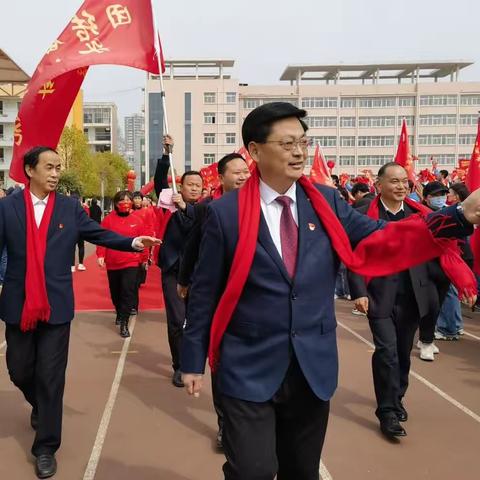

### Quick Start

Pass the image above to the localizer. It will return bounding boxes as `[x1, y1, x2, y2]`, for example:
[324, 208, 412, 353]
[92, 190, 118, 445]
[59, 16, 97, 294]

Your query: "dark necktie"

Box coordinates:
[276, 196, 298, 278]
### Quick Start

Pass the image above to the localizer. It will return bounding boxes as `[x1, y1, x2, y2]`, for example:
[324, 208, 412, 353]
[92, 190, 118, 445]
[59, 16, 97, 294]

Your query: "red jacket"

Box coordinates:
[96, 211, 148, 270]
[132, 206, 157, 236]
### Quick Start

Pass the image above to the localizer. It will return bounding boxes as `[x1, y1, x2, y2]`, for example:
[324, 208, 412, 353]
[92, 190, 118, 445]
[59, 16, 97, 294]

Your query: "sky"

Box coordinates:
[2, 0, 480, 129]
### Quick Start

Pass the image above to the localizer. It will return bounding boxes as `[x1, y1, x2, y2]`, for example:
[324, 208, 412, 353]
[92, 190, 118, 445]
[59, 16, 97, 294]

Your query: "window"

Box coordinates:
[358, 155, 392, 166]
[226, 133, 236, 145]
[398, 96, 416, 107]
[340, 136, 355, 147]
[0, 124, 3, 139]
[95, 128, 111, 142]
[339, 155, 355, 166]
[0, 147, 4, 162]
[204, 112, 216, 124]
[0, 101, 3, 114]
[419, 114, 456, 126]
[417, 154, 455, 166]
[358, 136, 394, 147]
[311, 136, 336, 147]
[84, 112, 93, 123]
[419, 95, 457, 106]
[358, 97, 396, 108]
[459, 134, 477, 145]
[204, 92, 216, 104]
[226, 112, 236, 124]
[226, 92, 237, 103]
[325, 155, 337, 163]
[204, 133, 216, 144]
[397, 116, 415, 127]
[418, 134, 456, 145]
[243, 98, 261, 109]
[340, 117, 356, 128]
[340, 98, 356, 108]
[304, 116, 337, 128]
[460, 95, 480, 106]
[203, 153, 215, 165]
[359, 116, 395, 128]
[301, 97, 337, 109]
[460, 114, 478, 125]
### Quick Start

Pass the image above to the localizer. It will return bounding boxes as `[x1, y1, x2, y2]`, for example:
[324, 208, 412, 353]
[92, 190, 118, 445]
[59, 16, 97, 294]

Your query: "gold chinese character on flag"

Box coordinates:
[46, 39, 65, 54]
[71, 10, 99, 42]
[77, 67, 88, 77]
[38, 81, 56, 99]
[14, 118, 23, 146]
[106, 4, 132, 29]
[79, 40, 110, 55]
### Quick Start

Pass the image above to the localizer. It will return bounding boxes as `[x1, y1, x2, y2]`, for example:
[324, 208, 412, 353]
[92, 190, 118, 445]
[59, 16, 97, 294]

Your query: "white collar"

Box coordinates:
[30, 191, 50, 205]
[259, 179, 297, 206]
[380, 198, 404, 214]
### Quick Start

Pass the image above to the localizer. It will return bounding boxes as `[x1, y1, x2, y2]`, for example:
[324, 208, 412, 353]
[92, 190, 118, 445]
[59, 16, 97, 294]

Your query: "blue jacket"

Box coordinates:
[0, 191, 135, 325]
[181, 183, 471, 403]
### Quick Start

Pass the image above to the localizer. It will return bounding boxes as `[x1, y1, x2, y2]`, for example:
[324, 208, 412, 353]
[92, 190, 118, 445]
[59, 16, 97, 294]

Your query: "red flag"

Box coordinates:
[237, 146, 256, 173]
[395, 119, 416, 182]
[309, 144, 332, 185]
[464, 118, 480, 274]
[10, 0, 164, 183]
[200, 163, 220, 191]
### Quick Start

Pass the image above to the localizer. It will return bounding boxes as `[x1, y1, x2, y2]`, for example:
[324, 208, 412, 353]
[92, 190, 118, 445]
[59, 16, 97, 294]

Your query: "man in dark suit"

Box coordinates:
[180, 103, 478, 480]
[349, 163, 449, 439]
[0, 146, 159, 479]
[154, 136, 200, 387]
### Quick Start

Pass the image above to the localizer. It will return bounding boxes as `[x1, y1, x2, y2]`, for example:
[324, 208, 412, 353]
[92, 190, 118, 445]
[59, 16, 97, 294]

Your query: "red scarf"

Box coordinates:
[21, 188, 56, 332]
[366, 195, 476, 296]
[207, 168, 475, 371]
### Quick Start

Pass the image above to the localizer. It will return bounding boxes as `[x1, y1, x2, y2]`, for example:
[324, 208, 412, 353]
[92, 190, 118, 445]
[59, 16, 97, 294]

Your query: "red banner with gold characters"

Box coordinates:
[10, 0, 165, 183]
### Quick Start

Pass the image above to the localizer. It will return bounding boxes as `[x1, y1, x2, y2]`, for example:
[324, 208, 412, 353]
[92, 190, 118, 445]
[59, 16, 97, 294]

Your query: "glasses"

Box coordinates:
[264, 137, 311, 151]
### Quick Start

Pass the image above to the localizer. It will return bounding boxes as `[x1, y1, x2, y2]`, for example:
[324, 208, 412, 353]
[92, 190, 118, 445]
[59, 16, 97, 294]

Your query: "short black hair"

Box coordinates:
[113, 190, 133, 205]
[24, 146, 57, 176]
[439, 169, 449, 178]
[377, 162, 404, 177]
[181, 170, 203, 185]
[218, 153, 246, 176]
[242, 102, 308, 147]
[449, 183, 470, 201]
[351, 183, 370, 196]
[132, 191, 143, 199]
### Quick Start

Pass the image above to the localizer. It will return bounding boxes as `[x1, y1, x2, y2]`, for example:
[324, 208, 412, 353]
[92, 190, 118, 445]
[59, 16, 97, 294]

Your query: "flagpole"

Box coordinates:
[150, 0, 177, 194]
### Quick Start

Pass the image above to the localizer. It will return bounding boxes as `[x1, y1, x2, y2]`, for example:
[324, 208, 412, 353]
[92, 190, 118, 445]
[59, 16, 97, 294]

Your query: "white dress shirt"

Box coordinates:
[31, 192, 50, 227]
[380, 198, 404, 215]
[259, 180, 298, 257]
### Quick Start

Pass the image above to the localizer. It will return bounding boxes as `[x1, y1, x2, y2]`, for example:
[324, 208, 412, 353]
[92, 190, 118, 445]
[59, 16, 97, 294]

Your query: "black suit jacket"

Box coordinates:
[348, 202, 450, 319]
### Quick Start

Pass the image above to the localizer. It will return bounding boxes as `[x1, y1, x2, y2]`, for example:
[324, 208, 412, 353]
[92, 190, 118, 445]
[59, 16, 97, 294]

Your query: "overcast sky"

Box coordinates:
[2, 0, 480, 128]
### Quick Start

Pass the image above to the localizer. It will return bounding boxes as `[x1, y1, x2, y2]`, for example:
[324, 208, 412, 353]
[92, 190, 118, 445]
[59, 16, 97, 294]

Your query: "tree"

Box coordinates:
[93, 151, 130, 197]
[57, 170, 83, 195]
[57, 126, 90, 171]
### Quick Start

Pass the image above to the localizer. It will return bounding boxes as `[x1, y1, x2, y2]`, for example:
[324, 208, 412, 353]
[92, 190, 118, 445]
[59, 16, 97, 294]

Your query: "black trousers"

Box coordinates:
[161, 268, 185, 372]
[368, 293, 419, 419]
[221, 358, 330, 480]
[72, 238, 85, 265]
[418, 313, 436, 344]
[211, 372, 224, 430]
[107, 267, 140, 321]
[5, 322, 71, 456]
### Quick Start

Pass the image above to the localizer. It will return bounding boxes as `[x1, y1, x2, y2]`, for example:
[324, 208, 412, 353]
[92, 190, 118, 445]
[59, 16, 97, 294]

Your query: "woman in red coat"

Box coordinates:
[97, 191, 148, 337]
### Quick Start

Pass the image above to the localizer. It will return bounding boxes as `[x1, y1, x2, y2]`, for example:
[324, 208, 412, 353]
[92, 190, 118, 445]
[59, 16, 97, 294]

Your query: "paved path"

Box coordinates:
[0, 301, 479, 479]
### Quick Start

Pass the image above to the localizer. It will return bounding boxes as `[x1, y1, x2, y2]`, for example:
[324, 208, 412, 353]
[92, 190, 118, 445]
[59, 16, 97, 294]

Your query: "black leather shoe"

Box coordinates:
[31, 410, 38, 431]
[216, 427, 223, 450]
[130, 308, 138, 316]
[380, 416, 407, 438]
[35, 454, 57, 479]
[115, 316, 121, 326]
[172, 370, 184, 388]
[120, 321, 130, 338]
[397, 403, 408, 422]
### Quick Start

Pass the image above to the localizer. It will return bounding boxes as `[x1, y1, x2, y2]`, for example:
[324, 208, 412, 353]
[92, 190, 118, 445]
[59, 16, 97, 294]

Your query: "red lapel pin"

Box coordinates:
[308, 223, 316, 231]
[59, 224, 64, 229]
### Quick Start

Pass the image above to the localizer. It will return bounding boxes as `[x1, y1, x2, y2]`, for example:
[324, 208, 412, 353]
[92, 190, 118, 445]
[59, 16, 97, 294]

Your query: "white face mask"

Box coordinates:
[428, 195, 447, 210]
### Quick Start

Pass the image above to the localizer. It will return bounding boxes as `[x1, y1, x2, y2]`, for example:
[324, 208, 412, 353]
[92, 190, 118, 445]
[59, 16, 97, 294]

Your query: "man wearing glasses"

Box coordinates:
[181, 102, 479, 480]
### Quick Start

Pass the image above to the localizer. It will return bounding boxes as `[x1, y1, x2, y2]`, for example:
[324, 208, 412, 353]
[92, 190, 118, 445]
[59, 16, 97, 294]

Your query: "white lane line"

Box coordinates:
[83, 315, 137, 480]
[337, 321, 480, 424]
[463, 331, 480, 341]
[320, 460, 333, 480]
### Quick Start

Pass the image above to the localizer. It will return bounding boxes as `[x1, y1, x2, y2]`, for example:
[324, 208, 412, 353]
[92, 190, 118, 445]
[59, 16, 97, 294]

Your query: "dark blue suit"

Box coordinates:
[181, 182, 471, 480]
[0, 190, 136, 457]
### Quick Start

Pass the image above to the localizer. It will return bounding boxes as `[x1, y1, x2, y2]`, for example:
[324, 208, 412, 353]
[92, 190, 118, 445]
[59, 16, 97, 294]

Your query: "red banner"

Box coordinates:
[200, 163, 220, 191]
[395, 119, 416, 182]
[237, 146, 256, 173]
[310, 144, 331, 185]
[10, 0, 164, 183]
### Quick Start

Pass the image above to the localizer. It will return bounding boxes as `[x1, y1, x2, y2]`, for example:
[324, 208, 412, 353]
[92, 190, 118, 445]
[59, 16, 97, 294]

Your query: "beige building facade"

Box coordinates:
[145, 60, 480, 178]
[83, 101, 119, 154]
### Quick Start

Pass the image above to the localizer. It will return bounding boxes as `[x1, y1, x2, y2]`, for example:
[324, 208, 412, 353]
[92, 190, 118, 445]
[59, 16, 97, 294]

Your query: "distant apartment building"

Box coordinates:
[124, 113, 144, 168]
[145, 60, 480, 177]
[83, 102, 118, 154]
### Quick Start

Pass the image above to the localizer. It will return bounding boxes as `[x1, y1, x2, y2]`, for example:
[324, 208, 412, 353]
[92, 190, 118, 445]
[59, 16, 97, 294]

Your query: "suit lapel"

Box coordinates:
[12, 191, 26, 232]
[47, 193, 63, 240]
[257, 213, 292, 285]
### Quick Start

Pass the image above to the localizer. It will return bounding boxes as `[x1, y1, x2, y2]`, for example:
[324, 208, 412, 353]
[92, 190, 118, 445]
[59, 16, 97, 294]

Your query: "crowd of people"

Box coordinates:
[1, 102, 480, 479]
